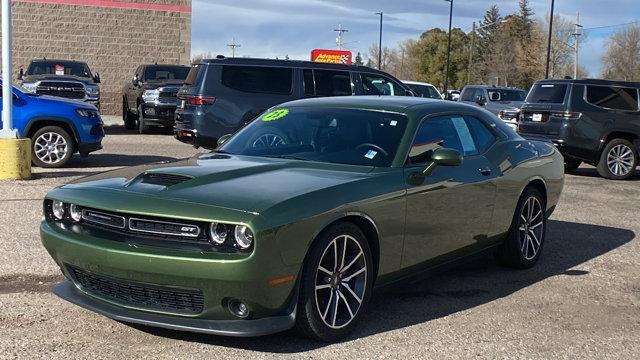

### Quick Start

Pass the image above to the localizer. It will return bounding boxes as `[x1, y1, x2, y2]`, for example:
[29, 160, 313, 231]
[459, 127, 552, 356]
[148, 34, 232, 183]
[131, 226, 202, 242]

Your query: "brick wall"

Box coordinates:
[0, 0, 191, 115]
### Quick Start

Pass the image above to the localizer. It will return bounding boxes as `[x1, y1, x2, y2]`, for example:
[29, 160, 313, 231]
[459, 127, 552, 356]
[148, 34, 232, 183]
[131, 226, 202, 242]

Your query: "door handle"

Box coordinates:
[479, 167, 492, 176]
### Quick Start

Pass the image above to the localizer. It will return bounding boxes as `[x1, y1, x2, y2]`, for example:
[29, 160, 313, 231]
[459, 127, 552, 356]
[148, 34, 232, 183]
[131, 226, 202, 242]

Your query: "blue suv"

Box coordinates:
[0, 82, 104, 168]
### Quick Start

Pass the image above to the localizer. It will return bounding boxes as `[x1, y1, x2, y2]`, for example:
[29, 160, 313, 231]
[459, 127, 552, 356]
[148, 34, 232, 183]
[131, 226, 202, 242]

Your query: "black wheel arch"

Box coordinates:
[600, 130, 640, 153]
[24, 117, 80, 150]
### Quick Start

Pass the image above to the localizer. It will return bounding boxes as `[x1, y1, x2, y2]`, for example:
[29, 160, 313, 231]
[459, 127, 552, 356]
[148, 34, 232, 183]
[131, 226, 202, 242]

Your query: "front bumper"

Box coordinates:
[40, 221, 299, 336]
[54, 280, 296, 337]
[77, 141, 102, 155]
[141, 102, 177, 127]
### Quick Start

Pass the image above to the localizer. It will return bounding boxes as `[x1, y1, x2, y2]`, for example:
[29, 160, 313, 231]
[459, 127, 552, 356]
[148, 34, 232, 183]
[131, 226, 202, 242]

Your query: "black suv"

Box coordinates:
[518, 78, 640, 179]
[174, 57, 413, 148]
[122, 64, 190, 133]
[19, 59, 101, 109]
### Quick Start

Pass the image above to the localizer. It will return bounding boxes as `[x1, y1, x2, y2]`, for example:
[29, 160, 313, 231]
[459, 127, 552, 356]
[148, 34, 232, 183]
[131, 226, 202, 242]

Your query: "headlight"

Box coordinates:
[142, 89, 160, 102]
[52, 201, 65, 220]
[22, 82, 38, 93]
[85, 86, 100, 98]
[209, 222, 228, 245]
[234, 225, 254, 249]
[69, 204, 82, 222]
[75, 108, 98, 118]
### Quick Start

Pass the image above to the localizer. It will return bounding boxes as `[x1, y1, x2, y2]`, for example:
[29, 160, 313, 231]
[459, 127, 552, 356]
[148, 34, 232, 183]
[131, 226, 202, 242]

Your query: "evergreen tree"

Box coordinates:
[475, 5, 503, 83]
[354, 52, 364, 66]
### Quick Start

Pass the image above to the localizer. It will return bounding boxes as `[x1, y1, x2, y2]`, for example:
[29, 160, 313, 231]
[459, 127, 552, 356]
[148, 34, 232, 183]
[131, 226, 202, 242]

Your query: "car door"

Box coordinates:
[402, 114, 499, 268]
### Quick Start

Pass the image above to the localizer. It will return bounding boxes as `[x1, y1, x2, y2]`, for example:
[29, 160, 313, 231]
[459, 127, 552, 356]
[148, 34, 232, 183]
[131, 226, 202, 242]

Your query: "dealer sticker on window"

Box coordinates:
[364, 150, 377, 159]
[262, 108, 289, 122]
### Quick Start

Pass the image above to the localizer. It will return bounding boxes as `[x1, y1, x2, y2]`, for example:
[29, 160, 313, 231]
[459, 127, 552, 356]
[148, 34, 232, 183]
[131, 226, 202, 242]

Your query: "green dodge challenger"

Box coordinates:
[41, 96, 564, 341]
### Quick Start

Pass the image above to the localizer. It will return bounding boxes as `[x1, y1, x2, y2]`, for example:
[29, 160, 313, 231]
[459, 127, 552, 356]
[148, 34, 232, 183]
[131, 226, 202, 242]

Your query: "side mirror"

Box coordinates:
[422, 148, 463, 176]
[18, 68, 24, 80]
[217, 134, 233, 147]
[94, 73, 101, 83]
[132, 75, 138, 86]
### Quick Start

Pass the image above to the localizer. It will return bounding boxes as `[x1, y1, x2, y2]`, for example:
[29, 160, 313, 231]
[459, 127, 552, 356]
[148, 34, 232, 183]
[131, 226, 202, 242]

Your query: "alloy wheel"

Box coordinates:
[34, 132, 68, 165]
[607, 144, 635, 177]
[518, 196, 544, 260]
[314, 235, 367, 329]
[252, 133, 285, 148]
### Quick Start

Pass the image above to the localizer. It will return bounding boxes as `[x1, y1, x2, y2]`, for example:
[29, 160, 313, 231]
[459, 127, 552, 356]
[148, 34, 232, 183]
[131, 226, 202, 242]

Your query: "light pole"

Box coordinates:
[444, 0, 453, 94]
[375, 12, 383, 70]
[544, 0, 555, 79]
[1, 0, 16, 139]
[468, 19, 507, 84]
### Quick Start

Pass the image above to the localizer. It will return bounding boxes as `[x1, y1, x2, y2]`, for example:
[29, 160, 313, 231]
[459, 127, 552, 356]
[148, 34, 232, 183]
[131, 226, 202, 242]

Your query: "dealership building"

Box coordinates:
[0, 0, 192, 115]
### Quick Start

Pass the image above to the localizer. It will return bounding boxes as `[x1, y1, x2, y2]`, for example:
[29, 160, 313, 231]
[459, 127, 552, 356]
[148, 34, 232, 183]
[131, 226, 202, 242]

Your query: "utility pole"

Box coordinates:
[572, 12, 582, 79]
[468, 22, 475, 84]
[444, 0, 453, 93]
[544, 0, 555, 79]
[375, 12, 383, 70]
[334, 24, 349, 50]
[227, 38, 241, 57]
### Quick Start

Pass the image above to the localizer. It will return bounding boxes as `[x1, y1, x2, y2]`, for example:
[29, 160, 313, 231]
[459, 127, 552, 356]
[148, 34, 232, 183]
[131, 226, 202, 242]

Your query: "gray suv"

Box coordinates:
[459, 85, 526, 129]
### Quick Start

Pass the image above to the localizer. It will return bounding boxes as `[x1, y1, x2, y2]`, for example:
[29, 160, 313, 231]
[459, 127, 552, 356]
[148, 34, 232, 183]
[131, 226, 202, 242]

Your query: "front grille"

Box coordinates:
[37, 81, 85, 99]
[68, 265, 204, 314]
[79, 206, 210, 243]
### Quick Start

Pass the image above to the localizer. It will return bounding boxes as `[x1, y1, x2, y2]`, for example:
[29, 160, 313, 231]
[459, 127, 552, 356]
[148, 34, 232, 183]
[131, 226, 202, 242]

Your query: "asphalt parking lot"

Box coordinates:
[1, 127, 639, 359]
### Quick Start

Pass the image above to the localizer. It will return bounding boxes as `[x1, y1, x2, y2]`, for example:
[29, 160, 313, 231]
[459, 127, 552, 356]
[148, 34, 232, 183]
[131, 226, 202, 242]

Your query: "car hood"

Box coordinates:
[22, 74, 95, 84]
[59, 153, 374, 214]
[489, 101, 524, 111]
[29, 94, 93, 108]
[142, 80, 184, 90]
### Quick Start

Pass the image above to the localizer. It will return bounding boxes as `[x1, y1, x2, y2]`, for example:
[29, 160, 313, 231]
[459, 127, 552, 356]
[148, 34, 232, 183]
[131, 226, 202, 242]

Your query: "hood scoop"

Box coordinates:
[140, 172, 193, 187]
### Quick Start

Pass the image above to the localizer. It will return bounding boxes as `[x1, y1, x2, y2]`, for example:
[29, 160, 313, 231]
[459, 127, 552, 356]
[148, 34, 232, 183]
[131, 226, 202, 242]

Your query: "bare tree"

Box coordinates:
[191, 52, 216, 64]
[601, 23, 640, 81]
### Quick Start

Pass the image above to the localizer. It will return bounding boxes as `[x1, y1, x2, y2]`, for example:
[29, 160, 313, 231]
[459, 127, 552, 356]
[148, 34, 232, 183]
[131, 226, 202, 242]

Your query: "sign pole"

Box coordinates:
[0, 0, 17, 138]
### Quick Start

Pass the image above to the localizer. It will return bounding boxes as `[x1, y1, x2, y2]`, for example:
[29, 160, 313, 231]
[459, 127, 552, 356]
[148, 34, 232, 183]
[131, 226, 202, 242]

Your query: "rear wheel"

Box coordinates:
[123, 98, 136, 130]
[564, 159, 581, 173]
[295, 222, 373, 342]
[596, 138, 637, 180]
[31, 126, 74, 168]
[496, 187, 546, 269]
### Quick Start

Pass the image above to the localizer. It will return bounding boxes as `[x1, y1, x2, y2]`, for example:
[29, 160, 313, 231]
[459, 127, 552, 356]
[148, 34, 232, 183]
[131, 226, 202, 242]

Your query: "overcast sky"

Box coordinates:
[191, 0, 639, 77]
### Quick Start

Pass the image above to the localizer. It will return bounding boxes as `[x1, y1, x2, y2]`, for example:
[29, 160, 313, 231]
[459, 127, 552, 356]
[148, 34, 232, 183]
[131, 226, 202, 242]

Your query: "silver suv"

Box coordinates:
[459, 85, 526, 129]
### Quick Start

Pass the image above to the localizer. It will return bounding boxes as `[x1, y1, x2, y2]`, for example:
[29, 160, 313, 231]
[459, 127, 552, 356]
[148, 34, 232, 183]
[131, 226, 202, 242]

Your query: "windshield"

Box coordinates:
[220, 107, 409, 167]
[27, 61, 92, 78]
[406, 84, 441, 99]
[526, 83, 568, 103]
[488, 89, 526, 102]
[144, 65, 190, 81]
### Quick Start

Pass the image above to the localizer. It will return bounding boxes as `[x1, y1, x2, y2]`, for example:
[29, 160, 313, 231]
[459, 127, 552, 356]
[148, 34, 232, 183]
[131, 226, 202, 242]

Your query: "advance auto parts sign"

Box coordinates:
[311, 49, 352, 64]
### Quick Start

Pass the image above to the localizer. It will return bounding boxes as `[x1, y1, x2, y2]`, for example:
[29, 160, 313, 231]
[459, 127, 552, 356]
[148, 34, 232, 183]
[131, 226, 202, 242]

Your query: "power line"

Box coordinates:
[227, 38, 241, 57]
[334, 24, 349, 50]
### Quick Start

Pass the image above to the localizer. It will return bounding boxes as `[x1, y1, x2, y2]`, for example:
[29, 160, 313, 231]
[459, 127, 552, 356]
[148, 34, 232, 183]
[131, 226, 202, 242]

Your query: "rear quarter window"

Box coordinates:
[184, 64, 202, 86]
[526, 83, 568, 103]
[585, 85, 639, 111]
[221, 65, 293, 94]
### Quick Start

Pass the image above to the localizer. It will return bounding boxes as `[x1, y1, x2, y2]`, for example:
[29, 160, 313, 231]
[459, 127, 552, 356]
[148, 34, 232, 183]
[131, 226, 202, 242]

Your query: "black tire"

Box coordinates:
[123, 98, 136, 130]
[30, 126, 74, 168]
[496, 187, 547, 269]
[564, 159, 581, 173]
[137, 104, 149, 134]
[596, 138, 638, 180]
[295, 222, 374, 342]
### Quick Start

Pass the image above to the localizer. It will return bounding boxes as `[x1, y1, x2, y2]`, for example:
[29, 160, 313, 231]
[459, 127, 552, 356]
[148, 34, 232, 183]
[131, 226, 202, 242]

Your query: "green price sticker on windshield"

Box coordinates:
[262, 109, 289, 122]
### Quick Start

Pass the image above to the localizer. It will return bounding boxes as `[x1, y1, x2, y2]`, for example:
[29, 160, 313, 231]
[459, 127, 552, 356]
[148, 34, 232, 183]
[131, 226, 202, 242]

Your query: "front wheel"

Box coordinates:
[31, 126, 74, 168]
[123, 98, 136, 130]
[496, 187, 546, 269]
[596, 138, 638, 180]
[137, 104, 149, 134]
[295, 222, 373, 342]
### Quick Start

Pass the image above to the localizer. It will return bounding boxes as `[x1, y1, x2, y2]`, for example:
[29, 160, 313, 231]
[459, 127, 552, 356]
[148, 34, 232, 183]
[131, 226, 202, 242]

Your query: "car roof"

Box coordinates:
[198, 57, 392, 75]
[143, 64, 189, 68]
[29, 59, 88, 64]
[274, 95, 482, 121]
[464, 85, 525, 91]
[534, 78, 640, 87]
[402, 80, 436, 87]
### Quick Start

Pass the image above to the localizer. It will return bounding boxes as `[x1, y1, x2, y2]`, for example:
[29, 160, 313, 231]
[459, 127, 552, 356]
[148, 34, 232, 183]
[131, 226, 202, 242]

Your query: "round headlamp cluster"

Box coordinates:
[209, 222, 254, 250]
[48, 200, 83, 223]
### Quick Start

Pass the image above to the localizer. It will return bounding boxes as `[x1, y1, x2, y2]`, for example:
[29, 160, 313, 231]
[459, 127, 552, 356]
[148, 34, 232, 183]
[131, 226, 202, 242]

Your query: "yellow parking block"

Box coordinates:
[0, 138, 32, 180]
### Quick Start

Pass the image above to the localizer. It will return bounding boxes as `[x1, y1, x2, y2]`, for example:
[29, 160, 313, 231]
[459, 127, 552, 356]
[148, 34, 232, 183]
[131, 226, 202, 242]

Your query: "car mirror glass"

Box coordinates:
[217, 134, 233, 147]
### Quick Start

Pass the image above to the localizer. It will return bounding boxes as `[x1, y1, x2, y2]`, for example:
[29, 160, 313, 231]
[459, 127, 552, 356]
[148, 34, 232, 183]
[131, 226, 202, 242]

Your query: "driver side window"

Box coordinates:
[408, 115, 480, 164]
